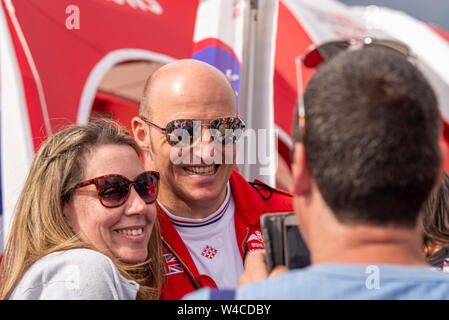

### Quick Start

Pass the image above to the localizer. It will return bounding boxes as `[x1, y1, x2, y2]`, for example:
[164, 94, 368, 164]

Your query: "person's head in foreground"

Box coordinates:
[294, 45, 443, 266]
[132, 59, 243, 219]
[0, 120, 164, 299]
[186, 44, 449, 300]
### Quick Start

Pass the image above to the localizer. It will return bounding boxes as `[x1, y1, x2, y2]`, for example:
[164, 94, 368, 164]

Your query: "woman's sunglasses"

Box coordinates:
[140, 115, 246, 148]
[73, 171, 160, 208]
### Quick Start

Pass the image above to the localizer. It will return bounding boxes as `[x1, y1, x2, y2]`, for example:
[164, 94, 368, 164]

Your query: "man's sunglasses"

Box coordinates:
[296, 37, 412, 139]
[73, 171, 160, 208]
[139, 116, 246, 148]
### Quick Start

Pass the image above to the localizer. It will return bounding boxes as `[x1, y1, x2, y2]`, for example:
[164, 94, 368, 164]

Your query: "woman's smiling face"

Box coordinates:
[64, 144, 157, 264]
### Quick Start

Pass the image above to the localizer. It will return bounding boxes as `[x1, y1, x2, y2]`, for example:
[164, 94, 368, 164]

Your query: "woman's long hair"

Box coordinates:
[0, 119, 164, 299]
[423, 171, 449, 256]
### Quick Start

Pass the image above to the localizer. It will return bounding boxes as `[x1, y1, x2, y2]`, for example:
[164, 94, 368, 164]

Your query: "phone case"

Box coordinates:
[260, 213, 294, 272]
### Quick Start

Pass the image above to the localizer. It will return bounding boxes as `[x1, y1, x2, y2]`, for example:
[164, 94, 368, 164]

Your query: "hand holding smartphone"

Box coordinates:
[260, 212, 310, 273]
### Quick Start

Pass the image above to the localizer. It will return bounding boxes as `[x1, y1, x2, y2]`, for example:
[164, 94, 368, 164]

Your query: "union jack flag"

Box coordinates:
[163, 253, 184, 275]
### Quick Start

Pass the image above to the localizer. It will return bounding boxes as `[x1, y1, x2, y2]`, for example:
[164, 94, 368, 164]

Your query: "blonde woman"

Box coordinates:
[0, 120, 164, 299]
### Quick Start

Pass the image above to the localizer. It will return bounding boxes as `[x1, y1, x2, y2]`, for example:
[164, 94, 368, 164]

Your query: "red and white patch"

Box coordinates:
[201, 245, 218, 260]
[247, 230, 265, 251]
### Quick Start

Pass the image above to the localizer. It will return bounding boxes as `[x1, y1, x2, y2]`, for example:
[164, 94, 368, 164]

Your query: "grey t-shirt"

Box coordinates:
[10, 248, 139, 300]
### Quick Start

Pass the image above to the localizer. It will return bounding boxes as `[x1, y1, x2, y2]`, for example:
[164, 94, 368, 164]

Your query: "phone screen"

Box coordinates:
[285, 225, 310, 269]
[261, 212, 311, 272]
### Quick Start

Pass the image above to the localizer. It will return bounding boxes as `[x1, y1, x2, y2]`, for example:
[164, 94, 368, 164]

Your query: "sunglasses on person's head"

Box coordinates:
[73, 171, 160, 208]
[302, 37, 411, 68]
[297, 37, 412, 139]
[139, 115, 246, 148]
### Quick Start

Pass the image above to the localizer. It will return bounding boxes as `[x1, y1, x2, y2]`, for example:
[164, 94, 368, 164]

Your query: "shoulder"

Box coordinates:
[186, 265, 449, 300]
[184, 271, 303, 300]
[250, 180, 294, 212]
[184, 288, 236, 300]
[239, 265, 449, 300]
[229, 170, 293, 214]
[10, 249, 139, 300]
[34, 248, 118, 277]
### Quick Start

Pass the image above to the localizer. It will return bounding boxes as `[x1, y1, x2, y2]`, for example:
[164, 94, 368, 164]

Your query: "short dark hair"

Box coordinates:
[301, 46, 441, 227]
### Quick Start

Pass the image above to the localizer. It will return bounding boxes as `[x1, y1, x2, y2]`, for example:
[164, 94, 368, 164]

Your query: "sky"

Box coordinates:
[339, 0, 449, 31]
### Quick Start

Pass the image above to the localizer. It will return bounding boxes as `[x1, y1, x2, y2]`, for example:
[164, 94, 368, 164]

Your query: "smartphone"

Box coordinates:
[282, 214, 310, 270]
[260, 212, 310, 272]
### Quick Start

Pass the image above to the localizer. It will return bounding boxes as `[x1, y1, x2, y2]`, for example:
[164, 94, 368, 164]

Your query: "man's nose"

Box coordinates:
[191, 127, 216, 164]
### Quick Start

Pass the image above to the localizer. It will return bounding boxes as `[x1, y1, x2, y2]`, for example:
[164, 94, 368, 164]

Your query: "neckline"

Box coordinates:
[158, 183, 231, 228]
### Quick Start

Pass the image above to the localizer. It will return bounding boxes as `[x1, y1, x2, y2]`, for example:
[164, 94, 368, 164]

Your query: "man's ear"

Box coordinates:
[131, 116, 150, 151]
[292, 142, 312, 196]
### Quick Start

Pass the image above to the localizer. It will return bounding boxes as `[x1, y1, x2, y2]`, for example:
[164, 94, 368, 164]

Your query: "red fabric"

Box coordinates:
[2, 0, 198, 150]
[428, 23, 449, 43]
[428, 23, 449, 174]
[91, 92, 139, 132]
[158, 170, 293, 300]
[273, 2, 316, 166]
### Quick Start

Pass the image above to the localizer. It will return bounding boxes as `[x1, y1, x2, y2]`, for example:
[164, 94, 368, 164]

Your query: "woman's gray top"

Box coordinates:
[10, 248, 139, 300]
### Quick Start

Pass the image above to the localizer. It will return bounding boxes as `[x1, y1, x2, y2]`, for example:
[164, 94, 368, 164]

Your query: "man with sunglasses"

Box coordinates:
[132, 59, 293, 299]
[186, 44, 449, 300]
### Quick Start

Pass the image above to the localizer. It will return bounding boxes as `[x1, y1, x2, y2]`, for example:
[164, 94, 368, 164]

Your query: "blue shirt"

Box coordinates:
[185, 264, 449, 300]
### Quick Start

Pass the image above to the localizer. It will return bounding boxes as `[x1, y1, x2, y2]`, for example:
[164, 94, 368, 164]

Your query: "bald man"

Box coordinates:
[132, 59, 293, 299]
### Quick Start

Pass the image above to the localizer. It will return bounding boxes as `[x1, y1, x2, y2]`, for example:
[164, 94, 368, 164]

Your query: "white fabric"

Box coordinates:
[192, 0, 278, 185]
[158, 183, 244, 289]
[0, 2, 35, 250]
[10, 248, 139, 300]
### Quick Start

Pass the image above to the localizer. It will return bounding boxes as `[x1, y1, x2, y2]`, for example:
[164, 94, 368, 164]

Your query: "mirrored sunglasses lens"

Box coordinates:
[166, 119, 194, 147]
[320, 41, 350, 60]
[371, 39, 410, 56]
[303, 41, 350, 68]
[210, 117, 244, 145]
